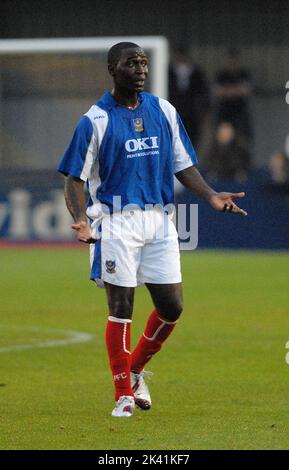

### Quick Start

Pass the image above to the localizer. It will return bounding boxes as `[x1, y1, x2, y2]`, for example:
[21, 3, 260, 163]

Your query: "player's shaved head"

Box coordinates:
[107, 42, 143, 67]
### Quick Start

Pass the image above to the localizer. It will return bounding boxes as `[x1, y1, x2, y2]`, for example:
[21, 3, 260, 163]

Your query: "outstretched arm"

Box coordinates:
[175, 166, 247, 216]
[64, 175, 96, 243]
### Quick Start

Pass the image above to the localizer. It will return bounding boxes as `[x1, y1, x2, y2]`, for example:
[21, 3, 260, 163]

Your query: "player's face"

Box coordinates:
[113, 48, 149, 92]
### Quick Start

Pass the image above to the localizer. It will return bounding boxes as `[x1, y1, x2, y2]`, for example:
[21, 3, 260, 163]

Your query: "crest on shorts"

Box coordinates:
[132, 118, 144, 132]
[105, 260, 116, 274]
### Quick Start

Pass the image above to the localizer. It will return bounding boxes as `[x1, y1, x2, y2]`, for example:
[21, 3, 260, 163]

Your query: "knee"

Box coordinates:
[109, 299, 133, 320]
[157, 298, 183, 322]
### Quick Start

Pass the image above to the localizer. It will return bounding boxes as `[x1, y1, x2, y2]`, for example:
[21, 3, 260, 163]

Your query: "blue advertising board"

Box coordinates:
[0, 170, 288, 249]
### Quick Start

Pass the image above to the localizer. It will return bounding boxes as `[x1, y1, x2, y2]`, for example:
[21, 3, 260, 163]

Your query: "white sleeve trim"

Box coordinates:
[80, 105, 109, 181]
[158, 98, 195, 174]
[79, 129, 97, 181]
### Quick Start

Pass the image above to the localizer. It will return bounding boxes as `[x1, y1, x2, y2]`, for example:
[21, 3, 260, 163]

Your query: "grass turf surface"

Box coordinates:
[0, 248, 288, 450]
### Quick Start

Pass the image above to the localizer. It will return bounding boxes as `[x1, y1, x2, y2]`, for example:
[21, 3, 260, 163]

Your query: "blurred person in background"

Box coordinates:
[204, 121, 250, 181]
[169, 45, 210, 150]
[214, 48, 253, 151]
[284, 132, 289, 160]
[269, 151, 289, 184]
[265, 150, 289, 201]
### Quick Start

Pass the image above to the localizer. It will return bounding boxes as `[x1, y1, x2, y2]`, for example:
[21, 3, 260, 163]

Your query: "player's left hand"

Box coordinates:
[209, 192, 247, 216]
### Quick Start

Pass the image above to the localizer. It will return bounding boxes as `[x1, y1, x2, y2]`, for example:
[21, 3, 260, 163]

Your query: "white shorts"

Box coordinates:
[89, 208, 181, 288]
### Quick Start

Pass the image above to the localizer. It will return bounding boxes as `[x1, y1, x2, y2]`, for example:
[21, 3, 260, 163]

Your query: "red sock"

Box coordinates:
[131, 309, 177, 373]
[105, 316, 134, 401]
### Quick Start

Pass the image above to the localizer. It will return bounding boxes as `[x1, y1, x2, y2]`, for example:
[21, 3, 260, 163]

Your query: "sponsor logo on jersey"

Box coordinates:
[93, 114, 106, 119]
[105, 260, 116, 273]
[125, 136, 159, 152]
[132, 117, 144, 132]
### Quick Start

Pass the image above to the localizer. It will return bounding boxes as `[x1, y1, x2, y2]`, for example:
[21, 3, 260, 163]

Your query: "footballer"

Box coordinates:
[58, 42, 247, 417]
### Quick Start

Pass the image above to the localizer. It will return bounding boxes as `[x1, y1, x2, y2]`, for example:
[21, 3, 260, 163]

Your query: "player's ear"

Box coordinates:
[108, 63, 116, 77]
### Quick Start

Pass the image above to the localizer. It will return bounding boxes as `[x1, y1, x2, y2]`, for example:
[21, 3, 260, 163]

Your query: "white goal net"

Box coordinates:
[0, 37, 169, 170]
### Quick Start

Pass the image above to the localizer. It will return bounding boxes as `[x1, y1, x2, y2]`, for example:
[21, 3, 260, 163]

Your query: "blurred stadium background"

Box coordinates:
[0, 0, 289, 247]
[1, 0, 289, 451]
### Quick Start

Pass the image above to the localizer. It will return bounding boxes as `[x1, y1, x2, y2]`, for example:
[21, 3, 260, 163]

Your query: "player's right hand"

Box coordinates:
[71, 221, 96, 243]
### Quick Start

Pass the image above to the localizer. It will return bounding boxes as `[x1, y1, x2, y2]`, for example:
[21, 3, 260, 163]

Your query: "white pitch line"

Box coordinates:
[0, 325, 95, 353]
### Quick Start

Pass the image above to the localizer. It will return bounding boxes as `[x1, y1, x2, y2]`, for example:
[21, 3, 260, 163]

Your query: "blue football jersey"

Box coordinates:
[58, 91, 197, 219]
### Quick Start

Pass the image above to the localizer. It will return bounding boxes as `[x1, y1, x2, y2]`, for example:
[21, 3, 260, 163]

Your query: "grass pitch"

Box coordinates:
[0, 247, 289, 450]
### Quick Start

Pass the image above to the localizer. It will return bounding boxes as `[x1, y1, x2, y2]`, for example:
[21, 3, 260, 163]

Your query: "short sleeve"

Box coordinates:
[174, 112, 198, 173]
[57, 116, 97, 181]
[158, 98, 198, 174]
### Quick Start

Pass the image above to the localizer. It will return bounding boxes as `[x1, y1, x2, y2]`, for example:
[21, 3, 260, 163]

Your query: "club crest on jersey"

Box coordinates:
[132, 118, 144, 132]
[105, 260, 116, 274]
